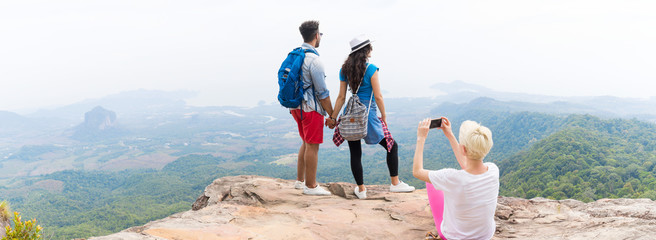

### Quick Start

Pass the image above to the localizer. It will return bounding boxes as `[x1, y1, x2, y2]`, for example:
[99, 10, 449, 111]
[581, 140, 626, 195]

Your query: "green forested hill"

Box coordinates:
[499, 115, 656, 201]
[5, 155, 233, 239]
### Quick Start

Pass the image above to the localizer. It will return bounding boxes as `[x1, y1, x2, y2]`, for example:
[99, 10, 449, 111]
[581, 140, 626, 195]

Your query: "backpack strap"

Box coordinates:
[302, 47, 320, 115]
[362, 64, 374, 116]
[304, 48, 319, 56]
[348, 64, 374, 116]
[353, 63, 370, 94]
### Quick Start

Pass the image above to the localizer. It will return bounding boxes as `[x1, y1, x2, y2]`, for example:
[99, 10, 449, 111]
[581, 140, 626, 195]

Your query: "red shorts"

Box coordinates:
[291, 109, 324, 144]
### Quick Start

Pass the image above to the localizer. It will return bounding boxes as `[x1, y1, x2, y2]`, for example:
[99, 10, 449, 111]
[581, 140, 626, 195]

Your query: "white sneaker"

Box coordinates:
[390, 181, 415, 192]
[353, 187, 367, 199]
[294, 180, 305, 189]
[303, 185, 331, 195]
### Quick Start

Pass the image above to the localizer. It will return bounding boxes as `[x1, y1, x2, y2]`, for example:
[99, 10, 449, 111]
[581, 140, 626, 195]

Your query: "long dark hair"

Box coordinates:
[341, 44, 372, 94]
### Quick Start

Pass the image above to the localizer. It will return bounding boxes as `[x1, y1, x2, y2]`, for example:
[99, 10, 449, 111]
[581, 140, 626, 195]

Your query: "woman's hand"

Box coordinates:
[417, 118, 431, 140]
[440, 117, 453, 136]
[381, 114, 387, 127]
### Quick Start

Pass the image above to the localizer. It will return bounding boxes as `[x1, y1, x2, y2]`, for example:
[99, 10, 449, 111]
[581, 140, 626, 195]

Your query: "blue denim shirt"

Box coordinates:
[298, 43, 329, 116]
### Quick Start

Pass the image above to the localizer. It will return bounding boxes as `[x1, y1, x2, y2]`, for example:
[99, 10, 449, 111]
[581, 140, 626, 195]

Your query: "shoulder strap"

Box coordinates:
[354, 63, 370, 94]
[301, 47, 320, 111]
[301, 48, 319, 91]
[351, 64, 375, 115]
[364, 64, 374, 114]
[299, 48, 315, 93]
[304, 48, 319, 56]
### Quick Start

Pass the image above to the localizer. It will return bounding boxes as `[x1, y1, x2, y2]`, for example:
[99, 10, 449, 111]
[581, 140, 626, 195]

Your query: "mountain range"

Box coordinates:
[1, 81, 655, 239]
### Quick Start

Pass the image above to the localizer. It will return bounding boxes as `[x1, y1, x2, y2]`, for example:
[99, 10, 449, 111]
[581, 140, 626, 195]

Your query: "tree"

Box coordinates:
[2, 211, 42, 240]
[618, 182, 635, 198]
[0, 201, 10, 239]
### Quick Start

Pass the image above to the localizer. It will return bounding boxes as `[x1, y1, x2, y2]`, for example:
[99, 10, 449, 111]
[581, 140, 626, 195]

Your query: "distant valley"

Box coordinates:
[1, 82, 655, 239]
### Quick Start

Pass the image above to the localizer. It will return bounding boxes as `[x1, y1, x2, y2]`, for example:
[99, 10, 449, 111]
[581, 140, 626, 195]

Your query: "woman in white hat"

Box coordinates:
[329, 34, 415, 199]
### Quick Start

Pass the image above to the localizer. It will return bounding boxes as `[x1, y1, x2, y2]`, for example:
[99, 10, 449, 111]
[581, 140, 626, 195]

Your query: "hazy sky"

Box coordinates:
[1, 0, 655, 112]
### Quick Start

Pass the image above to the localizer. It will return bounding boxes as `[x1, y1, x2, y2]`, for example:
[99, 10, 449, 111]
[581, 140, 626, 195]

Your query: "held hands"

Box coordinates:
[325, 117, 336, 129]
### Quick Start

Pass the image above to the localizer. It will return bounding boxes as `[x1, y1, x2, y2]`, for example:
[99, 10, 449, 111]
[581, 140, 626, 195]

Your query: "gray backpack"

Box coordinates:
[339, 64, 373, 141]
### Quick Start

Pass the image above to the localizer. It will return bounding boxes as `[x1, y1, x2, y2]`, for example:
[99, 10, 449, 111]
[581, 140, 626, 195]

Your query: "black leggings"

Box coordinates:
[347, 139, 399, 186]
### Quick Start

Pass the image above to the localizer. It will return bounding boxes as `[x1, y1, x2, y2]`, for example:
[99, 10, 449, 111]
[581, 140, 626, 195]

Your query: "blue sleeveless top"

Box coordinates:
[339, 63, 384, 145]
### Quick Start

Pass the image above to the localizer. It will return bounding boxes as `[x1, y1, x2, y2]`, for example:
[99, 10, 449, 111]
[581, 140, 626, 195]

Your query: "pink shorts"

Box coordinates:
[427, 182, 447, 240]
[291, 109, 324, 144]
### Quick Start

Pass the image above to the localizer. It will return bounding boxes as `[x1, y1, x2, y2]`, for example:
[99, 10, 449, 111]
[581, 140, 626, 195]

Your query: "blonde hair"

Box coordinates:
[458, 120, 493, 160]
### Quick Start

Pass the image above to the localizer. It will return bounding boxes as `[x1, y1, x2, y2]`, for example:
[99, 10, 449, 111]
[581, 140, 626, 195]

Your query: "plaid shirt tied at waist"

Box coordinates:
[333, 117, 395, 152]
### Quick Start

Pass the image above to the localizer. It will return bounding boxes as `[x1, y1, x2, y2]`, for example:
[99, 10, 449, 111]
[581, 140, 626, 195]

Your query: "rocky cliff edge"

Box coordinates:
[91, 175, 656, 240]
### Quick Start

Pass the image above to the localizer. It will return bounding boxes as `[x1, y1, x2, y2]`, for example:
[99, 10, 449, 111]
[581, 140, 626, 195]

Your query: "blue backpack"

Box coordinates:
[277, 47, 318, 108]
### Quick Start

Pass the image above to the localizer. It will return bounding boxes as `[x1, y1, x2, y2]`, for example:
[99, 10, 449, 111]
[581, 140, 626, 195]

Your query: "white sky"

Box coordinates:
[1, 0, 655, 112]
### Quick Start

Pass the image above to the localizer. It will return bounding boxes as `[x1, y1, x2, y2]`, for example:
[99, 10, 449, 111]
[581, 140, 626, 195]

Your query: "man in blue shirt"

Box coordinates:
[290, 20, 335, 195]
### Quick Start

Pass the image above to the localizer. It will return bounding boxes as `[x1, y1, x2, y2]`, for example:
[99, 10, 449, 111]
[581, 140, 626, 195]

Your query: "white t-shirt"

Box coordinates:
[428, 162, 499, 240]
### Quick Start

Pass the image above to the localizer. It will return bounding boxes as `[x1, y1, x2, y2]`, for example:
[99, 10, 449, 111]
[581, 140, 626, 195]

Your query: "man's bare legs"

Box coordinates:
[297, 142, 306, 182]
[297, 141, 320, 188]
[303, 142, 320, 188]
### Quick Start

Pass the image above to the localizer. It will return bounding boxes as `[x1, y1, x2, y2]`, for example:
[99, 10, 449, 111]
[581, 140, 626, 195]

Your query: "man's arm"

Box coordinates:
[309, 57, 333, 117]
[330, 81, 348, 120]
[319, 96, 333, 118]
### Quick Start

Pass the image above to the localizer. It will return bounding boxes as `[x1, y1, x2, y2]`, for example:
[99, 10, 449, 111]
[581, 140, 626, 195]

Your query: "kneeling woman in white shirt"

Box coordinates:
[413, 117, 499, 240]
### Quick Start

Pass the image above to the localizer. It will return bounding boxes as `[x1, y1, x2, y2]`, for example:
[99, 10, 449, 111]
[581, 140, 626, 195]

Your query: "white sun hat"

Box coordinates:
[349, 34, 375, 54]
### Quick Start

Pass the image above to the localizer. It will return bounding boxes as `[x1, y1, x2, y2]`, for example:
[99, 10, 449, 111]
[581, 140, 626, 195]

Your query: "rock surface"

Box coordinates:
[72, 106, 124, 140]
[91, 175, 656, 240]
[82, 106, 117, 131]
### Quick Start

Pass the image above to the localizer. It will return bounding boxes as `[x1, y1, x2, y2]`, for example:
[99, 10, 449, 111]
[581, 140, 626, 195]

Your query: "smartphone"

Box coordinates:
[429, 118, 442, 129]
